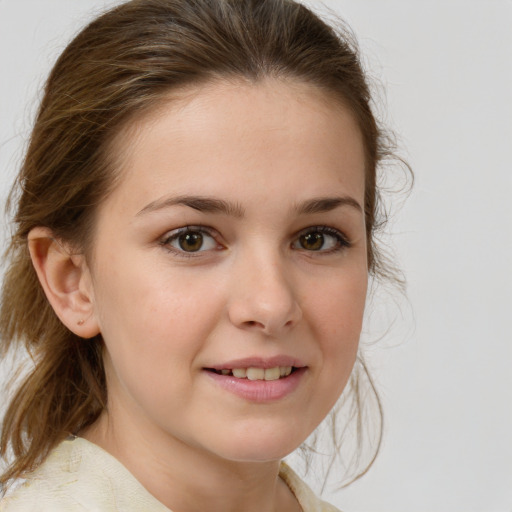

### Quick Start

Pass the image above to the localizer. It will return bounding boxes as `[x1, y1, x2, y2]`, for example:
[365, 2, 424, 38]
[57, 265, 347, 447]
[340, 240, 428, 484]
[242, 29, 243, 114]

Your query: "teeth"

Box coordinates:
[246, 368, 265, 380]
[264, 367, 281, 381]
[280, 366, 292, 377]
[228, 366, 293, 381]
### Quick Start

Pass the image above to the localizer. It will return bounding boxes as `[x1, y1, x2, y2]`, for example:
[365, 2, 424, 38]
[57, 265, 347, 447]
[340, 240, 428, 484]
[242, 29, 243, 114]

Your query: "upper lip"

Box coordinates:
[205, 356, 306, 370]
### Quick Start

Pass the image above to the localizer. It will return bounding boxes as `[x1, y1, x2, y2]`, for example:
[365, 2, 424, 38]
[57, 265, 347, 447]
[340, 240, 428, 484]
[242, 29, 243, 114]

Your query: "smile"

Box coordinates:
[209, 366, 294, 381]
[204, 363, 305, 402]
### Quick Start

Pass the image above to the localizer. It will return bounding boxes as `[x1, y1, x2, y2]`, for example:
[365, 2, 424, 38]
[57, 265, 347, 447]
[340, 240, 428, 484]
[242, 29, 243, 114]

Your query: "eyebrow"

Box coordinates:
[137, 195, 245, 218]
[295, 196, 362, 215]
[136, 194, 362, 218]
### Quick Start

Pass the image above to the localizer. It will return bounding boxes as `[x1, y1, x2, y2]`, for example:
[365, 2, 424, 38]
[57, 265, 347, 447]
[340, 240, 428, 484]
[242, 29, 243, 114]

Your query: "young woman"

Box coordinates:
[0, 1, 405, 510]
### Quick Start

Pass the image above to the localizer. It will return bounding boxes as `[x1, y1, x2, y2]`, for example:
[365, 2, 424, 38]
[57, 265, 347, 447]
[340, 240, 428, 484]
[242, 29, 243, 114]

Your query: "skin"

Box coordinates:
[30, 79, 368, 512]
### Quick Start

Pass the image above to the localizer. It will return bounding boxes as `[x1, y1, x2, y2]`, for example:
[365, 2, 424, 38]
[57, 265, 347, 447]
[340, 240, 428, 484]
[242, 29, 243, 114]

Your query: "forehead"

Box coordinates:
[104, 78, 366, 213]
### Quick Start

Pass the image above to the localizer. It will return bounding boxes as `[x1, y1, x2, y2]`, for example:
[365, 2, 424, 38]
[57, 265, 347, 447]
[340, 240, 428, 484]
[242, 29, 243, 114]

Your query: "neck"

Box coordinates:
[83, 411, 301, 512]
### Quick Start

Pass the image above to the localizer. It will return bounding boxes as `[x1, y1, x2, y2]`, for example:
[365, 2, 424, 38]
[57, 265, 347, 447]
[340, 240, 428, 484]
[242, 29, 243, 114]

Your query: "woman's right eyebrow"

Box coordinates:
[136, 195, 245, 218]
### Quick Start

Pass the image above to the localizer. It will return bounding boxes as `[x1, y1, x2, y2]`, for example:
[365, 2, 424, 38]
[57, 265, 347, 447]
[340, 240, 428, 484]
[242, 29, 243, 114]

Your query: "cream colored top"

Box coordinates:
[0, 438, 341, 511]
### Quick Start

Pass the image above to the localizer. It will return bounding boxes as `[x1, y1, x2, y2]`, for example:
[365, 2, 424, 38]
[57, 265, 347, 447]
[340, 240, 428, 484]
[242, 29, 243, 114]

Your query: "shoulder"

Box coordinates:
[279, 462, 342, 512]
[0, 470, 87, 512]
[0, 438, 170, 512]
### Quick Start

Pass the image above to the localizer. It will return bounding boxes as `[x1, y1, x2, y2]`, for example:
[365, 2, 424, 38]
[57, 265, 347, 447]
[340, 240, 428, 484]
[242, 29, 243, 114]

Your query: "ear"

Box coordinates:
[28, 227, 100, 339]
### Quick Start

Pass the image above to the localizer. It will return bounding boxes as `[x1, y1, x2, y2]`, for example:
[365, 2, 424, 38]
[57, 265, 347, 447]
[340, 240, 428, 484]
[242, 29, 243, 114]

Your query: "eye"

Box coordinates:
[161, 227, 219, 254]
[292, 226, 350, 253]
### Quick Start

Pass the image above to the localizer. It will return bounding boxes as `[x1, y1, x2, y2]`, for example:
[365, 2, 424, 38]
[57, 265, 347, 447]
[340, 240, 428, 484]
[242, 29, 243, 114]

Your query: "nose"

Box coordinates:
[227, 250, 303, 337]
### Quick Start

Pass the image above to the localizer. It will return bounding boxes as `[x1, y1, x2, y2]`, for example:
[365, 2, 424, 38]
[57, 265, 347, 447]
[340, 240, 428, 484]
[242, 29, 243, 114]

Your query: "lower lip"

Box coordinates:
[204, 368, 306, 403]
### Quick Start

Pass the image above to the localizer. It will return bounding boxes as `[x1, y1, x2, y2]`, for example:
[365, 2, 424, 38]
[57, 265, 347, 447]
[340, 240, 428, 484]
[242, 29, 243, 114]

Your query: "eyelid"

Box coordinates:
[292, 225, 351, 253]
[158, 224, 350, 258]
[159, 225, 223, 257]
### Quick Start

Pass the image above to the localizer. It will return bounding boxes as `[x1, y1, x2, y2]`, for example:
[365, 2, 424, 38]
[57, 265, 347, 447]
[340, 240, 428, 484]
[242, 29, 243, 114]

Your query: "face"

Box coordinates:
[85, 79, 368, 464]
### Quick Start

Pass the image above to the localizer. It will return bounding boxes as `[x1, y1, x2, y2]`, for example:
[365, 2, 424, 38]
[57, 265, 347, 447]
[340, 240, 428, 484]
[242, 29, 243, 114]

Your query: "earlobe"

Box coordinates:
[28, 227, 100, 339]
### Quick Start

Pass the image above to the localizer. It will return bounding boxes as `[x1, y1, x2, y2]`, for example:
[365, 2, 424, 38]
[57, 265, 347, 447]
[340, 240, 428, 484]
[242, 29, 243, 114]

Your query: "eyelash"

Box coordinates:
[159, 225, 220, 258]
[293, 226, 351, 254]
[159, 225, 351, 258]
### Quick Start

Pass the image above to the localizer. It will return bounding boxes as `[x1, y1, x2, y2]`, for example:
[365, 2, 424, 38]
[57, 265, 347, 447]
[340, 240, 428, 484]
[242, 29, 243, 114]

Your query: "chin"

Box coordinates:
[211, 425, 308, 463]
[223, 445, 296, 463]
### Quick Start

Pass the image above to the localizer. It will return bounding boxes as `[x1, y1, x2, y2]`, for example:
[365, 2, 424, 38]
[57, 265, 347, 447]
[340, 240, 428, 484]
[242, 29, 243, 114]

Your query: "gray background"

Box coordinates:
[1, 1, 511, 511]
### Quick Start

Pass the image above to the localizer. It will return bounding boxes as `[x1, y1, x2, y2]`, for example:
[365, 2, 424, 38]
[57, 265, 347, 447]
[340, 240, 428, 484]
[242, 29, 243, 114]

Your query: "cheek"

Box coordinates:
[305, 268, 367, 391]
[94, 271, 227, 424]
[92, 259, 225, 378]
[293, 270, 367, 429]
[309, 271, 367, 342]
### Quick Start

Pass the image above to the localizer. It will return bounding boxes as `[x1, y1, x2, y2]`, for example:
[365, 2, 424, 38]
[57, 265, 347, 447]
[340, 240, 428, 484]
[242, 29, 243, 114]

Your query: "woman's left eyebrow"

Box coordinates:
[295, 196, 362, 215]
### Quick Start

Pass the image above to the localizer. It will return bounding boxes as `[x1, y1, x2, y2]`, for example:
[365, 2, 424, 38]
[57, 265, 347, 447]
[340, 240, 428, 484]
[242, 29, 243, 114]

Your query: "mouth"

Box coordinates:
[205, 366, 296, 381]
[204, 361, 306, 401]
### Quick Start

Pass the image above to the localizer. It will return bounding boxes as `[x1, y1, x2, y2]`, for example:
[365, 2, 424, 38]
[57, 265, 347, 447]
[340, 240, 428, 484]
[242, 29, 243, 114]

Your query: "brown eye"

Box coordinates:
[163, 228, 218, 254]
[299, 232, 324, 251]
[292, 227, 349, 253]
[178, 232, 204, 252]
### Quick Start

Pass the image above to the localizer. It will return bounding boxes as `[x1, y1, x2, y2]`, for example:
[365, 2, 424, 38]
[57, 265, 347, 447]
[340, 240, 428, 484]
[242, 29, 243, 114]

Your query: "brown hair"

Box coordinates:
[0, 0, 405, 490]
